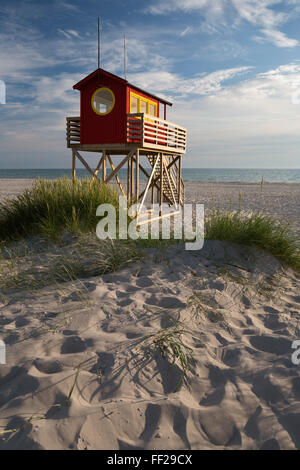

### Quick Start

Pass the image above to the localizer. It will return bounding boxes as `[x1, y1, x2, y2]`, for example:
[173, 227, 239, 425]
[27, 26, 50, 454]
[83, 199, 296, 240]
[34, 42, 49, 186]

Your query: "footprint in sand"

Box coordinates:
[221, 347, 242, 367]
[252, 374, 285, 405]
[290, 295, 300, 304]
[33, 359, 63, 375]
[146, 295, 186, 309]
[197, 409, 241, 447]
[200, 388, 225, 407]
[215, 333, 230, 346]
[249, 335, 291, 356]
[15, 317, 30, 327]
[173, 407, 191, 449]
[262, 315, 287, 331]
[260, 438, 280, 450]
[244, 405, 262, 439]
[139, 403, 161, 442]
[61, 336, 87, 354]
[0, 366, 40, 408]
[135, 277, 154, 288]
[0, 316, 13, 325]
[264, 306, 280, 314]
[0, 416, 43, 450]
[90, 351, 115, 375]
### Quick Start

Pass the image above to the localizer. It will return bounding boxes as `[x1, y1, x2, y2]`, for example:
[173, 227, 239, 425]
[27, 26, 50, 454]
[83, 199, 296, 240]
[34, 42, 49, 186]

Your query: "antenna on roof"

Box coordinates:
[97, 17, 101, 86]
[124, 34, 127, 80]
[98, 17, 100, 69]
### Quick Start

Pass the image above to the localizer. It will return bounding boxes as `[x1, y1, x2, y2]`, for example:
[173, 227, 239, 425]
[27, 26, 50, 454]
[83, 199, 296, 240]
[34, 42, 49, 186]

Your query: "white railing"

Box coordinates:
[66, 117, 80, 147]
[67, 114, 187, 153]
[127, 113, 186, 153]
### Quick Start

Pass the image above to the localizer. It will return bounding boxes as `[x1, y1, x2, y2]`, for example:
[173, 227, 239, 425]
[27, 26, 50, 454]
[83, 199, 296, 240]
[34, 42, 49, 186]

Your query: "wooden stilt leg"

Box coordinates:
[127, 158, 130, 202]
[107, 154, 125, 196]
[178, 155, 182, 206]
[130, 155, 134, 201]
[102, 152, 106, 182]
[135, 149, 139, 203]
[159, 153, 163, 210]
[72, 149, 76, 181]
[92, 152, 105, 182]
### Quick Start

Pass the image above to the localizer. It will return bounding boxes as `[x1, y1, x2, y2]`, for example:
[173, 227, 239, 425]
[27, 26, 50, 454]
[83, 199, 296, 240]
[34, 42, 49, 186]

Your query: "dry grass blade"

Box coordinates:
[66, 366, 81, 406]
[140, 321, 196, 391]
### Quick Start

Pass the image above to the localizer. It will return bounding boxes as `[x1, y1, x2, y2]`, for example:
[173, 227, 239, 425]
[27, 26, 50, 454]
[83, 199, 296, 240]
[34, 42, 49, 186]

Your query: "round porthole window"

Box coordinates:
[91, 87, 115, 115]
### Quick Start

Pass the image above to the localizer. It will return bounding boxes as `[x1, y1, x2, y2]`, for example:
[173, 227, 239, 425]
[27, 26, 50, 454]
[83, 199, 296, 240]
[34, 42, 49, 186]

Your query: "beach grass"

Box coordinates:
[0, 177, 119, 242]
[0, 237, 142, 292]
[140, 321, 196, 391]
[205, 210, 300, 271]
[188, 293, 225, 322]
[0, 179, 299, 276]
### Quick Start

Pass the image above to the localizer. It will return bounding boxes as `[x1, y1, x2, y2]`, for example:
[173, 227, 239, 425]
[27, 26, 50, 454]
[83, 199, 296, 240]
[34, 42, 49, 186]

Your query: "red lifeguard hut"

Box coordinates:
[66, 66, 187, 219]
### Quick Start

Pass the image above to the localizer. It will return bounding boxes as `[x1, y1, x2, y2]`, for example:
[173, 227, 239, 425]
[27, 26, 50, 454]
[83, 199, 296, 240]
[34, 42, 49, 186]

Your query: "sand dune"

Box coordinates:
[0, 240, 299, 449]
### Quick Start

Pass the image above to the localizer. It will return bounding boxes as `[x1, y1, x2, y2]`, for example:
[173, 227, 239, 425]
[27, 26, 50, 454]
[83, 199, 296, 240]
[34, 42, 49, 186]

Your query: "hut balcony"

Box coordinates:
[67, 114, 186, 154]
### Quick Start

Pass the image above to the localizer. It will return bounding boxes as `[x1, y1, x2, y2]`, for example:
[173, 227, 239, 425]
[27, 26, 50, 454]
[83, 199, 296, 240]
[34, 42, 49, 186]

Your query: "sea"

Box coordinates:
[0, 168, 299, 183]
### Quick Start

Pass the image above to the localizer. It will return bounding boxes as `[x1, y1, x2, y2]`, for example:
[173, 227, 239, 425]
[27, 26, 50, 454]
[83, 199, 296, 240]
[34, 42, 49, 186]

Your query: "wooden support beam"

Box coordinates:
[162, 155, 177, 208]
[73, 149, 101, 182]
[137, 157, 160, 216]
[159, 153, 163, 208]
[107, 154, 126, 196]
[102, 152, 106, 182]
[137, 155, 173, 207]
[106, 150, 135, 183]
[93, 153, 105, 181]
[72, 149, 76, 181]
[130, 154, 134, 201]
[165, 156, 179, 203]
[127, 158, 130, 200]
[135, 149, 139, 202]
[147, 154, 180, 190]
[178, 155, 182, 206]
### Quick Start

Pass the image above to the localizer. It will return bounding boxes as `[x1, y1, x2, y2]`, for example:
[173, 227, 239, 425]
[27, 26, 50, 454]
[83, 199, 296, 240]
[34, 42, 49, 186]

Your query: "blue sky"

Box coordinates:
[1, 0, 300, 168]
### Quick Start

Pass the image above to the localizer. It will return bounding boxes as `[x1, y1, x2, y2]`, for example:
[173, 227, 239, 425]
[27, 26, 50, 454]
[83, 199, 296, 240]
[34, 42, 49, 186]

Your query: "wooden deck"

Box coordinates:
[126, 113, 186, 153]
[67, 114, 187, 154]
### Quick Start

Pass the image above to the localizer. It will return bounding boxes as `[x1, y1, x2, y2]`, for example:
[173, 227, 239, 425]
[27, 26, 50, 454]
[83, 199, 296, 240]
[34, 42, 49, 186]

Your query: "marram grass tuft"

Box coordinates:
[205, 210, 300, 271]
[0, 177, 119, 241]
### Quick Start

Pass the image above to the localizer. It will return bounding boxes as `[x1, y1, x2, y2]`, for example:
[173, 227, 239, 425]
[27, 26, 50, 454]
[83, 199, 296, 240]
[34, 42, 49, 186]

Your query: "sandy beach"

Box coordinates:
[0, 179, 299, 450]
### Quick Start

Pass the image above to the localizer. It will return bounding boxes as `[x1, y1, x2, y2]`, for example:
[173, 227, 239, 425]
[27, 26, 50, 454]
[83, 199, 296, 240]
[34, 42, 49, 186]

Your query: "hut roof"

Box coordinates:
[73, 68, 172, 107]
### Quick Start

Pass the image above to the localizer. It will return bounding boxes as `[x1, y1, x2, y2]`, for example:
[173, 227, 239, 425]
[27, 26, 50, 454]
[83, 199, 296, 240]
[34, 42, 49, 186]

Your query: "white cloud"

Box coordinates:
[58, 28, 72, 39]
[258, 28, 298, 48]
[166, 62, 300, 166]
[58, 29, 81, 39]
[148, 0, 299, 48]
[180, 26, 193, 37]
[128, 66, 253, 99]
[58, 1, 80, 11]
[66, 29, 81, 38]
[35, 76, 79, 104]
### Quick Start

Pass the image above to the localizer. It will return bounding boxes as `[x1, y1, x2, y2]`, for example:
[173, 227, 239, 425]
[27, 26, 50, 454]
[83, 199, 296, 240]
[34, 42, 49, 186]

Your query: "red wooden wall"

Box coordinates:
[80, 73, 127, 145]
[77, 71, 164, 145]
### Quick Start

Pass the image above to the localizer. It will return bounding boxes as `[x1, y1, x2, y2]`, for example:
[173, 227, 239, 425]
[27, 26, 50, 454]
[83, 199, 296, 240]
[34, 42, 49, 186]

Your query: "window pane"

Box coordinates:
[130, 96, 138, 113]
[149, 103, 155, 116]
[92, 88, 114, 115]
[140, 100, 147, 114]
